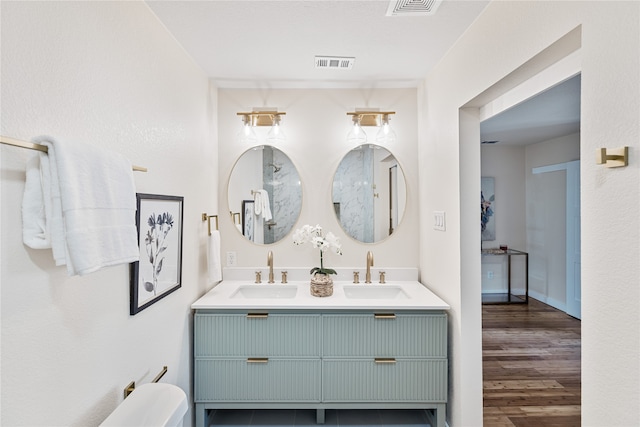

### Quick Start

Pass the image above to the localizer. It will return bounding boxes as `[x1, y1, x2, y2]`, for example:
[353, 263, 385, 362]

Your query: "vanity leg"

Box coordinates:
[435, 404, 446, 427]
[508, 253, 512, 300]
[195, 404, 206, 427]
[316, 408, 325, 424]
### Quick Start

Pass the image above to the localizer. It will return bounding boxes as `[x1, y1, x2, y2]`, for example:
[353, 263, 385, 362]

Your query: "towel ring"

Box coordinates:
[201, 213, 218, 235]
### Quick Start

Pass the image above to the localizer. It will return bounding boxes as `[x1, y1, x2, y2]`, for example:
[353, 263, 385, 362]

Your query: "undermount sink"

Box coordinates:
[230, 284, 298, 299]
[343, 285, 409, 300]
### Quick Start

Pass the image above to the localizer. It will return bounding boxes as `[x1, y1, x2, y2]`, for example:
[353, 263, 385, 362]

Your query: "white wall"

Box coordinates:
[0, 2, 214, 426]
[217, 89, 419, 276]
[480, 145, 527, 251]
[480, 145, 527, 294]
[420, 1, 639, 426]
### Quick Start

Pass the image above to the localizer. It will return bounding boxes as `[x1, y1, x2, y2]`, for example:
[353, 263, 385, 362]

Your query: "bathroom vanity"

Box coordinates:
[192, 280, 450, 427]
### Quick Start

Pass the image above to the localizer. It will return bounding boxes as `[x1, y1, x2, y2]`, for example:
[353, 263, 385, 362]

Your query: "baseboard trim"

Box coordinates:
[528, 290, 566, 312]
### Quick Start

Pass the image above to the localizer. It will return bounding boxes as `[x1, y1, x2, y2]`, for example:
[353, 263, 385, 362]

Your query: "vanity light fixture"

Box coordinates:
[236, 109, 287, 144]
[346, 110, 396, 144]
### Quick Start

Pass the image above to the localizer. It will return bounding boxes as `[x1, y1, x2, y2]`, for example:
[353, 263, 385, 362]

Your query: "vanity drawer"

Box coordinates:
[322, 359, 447, 402]
[322, 313, 447, 358]
[195, 313, 320, 357]
[195, 358, 321, 402]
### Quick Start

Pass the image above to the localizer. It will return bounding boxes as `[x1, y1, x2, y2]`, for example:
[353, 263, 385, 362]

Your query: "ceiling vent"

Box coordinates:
[315, 56, 355, 70]
[481, 140, 500, 145]
[386, 0, 443, 16]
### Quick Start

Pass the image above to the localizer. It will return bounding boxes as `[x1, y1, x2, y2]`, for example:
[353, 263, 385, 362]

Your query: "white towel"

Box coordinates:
[24, 136, 139, 276]
[207, 230, 222, 284]
[22, 155, 50, 249]
[253, 189, 272, 222]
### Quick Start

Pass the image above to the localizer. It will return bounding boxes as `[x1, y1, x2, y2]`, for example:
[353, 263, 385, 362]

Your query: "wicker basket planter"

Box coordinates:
[310, 273, 333, 297]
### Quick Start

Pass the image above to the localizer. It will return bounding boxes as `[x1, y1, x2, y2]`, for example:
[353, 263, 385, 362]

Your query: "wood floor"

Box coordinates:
[482, 298, 581, 426]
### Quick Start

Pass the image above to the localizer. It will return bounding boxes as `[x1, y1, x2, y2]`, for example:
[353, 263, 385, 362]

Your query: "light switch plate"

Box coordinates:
[434, 211, 446, 231]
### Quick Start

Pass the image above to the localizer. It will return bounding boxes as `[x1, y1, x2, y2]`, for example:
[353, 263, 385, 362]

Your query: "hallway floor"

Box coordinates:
[482, 298, 581, 426]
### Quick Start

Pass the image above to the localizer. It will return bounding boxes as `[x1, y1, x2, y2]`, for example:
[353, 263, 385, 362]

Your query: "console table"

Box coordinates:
[481, 248, 528, 304]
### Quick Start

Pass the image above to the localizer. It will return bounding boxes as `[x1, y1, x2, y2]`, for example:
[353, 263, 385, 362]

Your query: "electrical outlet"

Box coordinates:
[226, 251, 237, 267]
[487, 270, 494, 279]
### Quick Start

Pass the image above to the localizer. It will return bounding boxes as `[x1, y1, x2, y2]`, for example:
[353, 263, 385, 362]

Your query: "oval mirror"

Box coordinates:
[228, 146, 302, 244]
[332, 144, 406, 243]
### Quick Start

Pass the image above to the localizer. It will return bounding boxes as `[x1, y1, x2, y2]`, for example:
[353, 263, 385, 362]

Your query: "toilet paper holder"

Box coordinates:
[124, 365, 168, 398]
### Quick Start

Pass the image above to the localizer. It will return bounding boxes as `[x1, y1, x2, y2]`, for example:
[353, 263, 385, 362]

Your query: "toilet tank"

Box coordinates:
[100, 383, 188, 427]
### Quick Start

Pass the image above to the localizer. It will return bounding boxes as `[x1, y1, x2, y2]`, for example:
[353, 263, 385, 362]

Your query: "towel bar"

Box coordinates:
[0, 136, 147, 172]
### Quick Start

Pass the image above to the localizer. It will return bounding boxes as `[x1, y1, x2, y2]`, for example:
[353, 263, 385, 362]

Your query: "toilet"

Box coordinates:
[100, 383, 188, 427]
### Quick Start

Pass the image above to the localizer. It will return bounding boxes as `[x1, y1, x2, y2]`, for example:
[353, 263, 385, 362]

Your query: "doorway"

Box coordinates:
[479, 74, 581, 317]
[478, 70, 582, 424]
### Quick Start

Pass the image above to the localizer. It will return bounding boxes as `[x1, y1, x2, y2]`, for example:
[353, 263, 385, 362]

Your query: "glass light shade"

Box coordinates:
[266, 115, 286, 143]
[347, 117, 367, 144]
[238, 116, 258, 144]
[375, 121, 397, 144]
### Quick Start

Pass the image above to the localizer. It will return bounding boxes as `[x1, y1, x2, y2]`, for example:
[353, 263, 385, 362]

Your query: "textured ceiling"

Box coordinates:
[481, 75, 581, 146]
[145, 1, 580, 146]
[145, 0, 490, 88]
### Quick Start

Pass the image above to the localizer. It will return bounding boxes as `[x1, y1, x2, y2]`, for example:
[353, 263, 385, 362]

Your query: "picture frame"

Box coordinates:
[242, 199, 255, 241]
[130, 193, 184, 315]
[481, 177, 496, 241]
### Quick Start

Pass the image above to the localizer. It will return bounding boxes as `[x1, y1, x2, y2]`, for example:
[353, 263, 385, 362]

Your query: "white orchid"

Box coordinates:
[293, 224, 342, 275]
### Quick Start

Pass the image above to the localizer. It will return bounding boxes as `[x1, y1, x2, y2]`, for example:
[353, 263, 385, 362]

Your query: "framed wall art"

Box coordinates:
[130, 193, 184, 315]
[242, 199, 255, 241]
[481, 177, 495, 241]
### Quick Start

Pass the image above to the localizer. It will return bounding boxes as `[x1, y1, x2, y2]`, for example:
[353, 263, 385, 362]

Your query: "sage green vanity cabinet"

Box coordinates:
[194, 310, 447, 427]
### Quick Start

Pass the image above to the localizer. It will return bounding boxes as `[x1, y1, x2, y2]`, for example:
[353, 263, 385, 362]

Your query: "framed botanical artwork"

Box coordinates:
[130, 193, 184, 315]
[242, 199, 255, 241]
[481, 177, 495, 241]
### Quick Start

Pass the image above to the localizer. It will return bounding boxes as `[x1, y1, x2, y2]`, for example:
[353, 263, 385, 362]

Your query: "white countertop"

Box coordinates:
[191, 280, 450, 311]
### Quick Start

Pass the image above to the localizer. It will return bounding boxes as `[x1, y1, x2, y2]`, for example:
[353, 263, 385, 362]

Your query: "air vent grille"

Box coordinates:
[315, 56, 355, 70]
[386, 0, 443, 16]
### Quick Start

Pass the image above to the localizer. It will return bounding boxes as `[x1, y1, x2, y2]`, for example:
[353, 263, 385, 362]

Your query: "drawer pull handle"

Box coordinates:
[246, 313, 268, 318]
[374, 358, 397, 364]
[247, 358, 269, 363]
[374, 313, 396, 319]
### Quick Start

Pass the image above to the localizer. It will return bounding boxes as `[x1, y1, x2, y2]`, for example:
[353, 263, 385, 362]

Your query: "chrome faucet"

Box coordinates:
[267, 251, 275, 283]
[365, 251, 374, 284]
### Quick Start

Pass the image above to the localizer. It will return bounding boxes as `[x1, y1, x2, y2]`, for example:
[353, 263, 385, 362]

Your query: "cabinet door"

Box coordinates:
[323, 314, 447, 358]
[322, 359, 447, 402]
[195, 313, 320, 357]
[195, 359, 321, 402]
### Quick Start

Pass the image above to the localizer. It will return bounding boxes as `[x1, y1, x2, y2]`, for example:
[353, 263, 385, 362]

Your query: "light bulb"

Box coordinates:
[375, 114, 396, 144]
[347, 115, 367, 144]
[266, 115, 286, 143]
